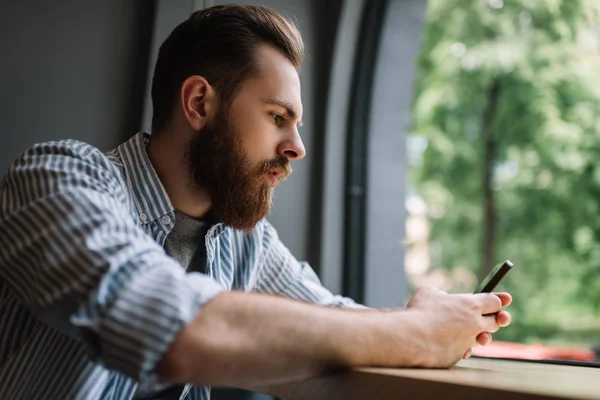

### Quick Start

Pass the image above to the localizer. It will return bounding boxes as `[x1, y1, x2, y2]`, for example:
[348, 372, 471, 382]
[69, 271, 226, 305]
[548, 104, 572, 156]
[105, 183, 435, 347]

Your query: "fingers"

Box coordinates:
[496, 310, 511, 327]
[472, 292, 512, 315]
[481, 315, 500, 333]
[476, 332, 493, 346]
[475, 293, 503, 315]
[492, 292, 512, 307]
[468, 292, 511, 357]
[476, 312, 510, 347]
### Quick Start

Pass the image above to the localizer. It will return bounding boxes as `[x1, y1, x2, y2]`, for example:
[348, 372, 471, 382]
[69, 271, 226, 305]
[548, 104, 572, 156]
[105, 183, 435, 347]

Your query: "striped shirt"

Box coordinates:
[0, 132, 361, 400]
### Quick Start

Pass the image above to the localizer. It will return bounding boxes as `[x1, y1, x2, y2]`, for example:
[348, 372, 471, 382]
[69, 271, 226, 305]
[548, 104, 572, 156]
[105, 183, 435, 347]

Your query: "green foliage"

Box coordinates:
[409, 0, 600, 345]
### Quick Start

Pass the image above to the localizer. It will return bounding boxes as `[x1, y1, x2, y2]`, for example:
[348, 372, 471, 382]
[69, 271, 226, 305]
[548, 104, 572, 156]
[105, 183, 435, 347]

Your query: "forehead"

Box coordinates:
[233, 44, 302, 116]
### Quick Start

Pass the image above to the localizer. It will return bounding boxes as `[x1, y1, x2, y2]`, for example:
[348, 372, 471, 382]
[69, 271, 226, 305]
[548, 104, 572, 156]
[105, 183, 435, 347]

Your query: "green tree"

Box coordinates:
[410, 0, 600, 344]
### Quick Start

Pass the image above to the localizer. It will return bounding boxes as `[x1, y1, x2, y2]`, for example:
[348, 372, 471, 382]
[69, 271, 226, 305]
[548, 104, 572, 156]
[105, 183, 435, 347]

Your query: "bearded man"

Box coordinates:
[0, 5, 511, 400]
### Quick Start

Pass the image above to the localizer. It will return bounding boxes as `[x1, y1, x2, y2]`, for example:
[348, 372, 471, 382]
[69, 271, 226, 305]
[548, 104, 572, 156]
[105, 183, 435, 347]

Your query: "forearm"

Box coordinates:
[158, 291, 421, 387]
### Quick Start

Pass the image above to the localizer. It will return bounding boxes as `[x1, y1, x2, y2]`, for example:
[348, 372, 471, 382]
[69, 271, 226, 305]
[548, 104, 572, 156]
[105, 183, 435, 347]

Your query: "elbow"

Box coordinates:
[157, 331, 195, 384]
[156, 292, 237, 385]
[156, 310, 225, 385]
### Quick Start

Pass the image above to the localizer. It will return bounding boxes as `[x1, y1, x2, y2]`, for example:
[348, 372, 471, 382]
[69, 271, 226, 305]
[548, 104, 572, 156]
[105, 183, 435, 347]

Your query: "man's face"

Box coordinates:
[185, 44, 305, 231]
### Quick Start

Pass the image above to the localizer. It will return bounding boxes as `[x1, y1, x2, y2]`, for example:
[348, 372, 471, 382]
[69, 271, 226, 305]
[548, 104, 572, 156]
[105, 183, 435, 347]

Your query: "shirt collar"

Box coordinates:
[117, 132, 174, 223]
[116, 132, 228, 237]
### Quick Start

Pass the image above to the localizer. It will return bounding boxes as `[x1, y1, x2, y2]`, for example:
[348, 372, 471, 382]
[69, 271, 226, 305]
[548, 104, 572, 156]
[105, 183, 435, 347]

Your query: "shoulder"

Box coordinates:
[6, 139, 123, 180]
[13, 139, 119, 173]
[1, 139, 126, 214]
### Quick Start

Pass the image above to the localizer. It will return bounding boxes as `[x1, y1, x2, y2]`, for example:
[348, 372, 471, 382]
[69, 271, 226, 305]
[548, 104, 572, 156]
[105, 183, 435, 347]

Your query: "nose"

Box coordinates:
[277, 129, 306, 160]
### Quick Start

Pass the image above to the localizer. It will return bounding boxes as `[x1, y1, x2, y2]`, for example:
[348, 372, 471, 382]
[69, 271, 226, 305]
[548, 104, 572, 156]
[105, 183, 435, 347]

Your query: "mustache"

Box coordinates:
[258, 156, 292, 179]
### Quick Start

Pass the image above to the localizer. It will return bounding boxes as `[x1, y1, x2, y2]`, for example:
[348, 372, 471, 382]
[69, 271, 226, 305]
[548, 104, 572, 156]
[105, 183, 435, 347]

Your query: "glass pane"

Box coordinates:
[407, 0, 600, 363]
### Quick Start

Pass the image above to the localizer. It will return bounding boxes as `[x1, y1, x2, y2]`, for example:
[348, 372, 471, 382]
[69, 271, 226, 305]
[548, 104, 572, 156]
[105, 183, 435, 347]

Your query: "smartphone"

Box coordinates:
[473, 260, 513, 293]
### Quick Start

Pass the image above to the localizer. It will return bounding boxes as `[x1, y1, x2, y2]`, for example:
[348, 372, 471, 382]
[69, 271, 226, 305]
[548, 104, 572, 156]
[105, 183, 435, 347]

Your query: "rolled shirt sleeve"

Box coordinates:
[0, 141, 224, 391]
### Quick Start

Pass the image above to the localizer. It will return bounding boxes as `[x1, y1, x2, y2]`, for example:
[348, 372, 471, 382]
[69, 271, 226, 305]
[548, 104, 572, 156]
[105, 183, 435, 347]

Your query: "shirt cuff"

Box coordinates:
[70, 259, 224, 391]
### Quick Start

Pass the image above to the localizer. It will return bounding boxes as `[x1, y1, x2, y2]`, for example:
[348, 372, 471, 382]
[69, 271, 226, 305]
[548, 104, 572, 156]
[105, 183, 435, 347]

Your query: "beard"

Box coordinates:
[184, 108, 291, 231]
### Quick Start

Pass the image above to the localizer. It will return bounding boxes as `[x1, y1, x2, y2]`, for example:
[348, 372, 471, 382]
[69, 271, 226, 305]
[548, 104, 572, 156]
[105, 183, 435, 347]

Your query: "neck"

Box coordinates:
[147, 130, 212, 219]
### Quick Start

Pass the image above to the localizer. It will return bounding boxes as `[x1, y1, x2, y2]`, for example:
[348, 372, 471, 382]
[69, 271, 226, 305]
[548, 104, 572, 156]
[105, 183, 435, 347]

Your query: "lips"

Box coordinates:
[268, 173, 279, 187]
[267, 168, 287, 187]
[269, 170, 281, 186]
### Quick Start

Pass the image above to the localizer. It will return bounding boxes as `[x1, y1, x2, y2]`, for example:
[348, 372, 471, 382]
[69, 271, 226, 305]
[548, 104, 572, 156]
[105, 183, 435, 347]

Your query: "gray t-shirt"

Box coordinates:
[164, 210, 209, 271]
[134, 210, 209, 400]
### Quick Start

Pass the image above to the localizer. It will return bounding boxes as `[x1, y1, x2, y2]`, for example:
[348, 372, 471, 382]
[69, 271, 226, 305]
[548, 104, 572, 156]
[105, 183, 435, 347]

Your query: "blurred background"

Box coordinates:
[407, 0, 600, 352]
[1, 0, 599, 399]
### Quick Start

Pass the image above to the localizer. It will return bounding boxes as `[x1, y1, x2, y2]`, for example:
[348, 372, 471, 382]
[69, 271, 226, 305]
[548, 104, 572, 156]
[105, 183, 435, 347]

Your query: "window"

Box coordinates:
[406, 0, 600, 364]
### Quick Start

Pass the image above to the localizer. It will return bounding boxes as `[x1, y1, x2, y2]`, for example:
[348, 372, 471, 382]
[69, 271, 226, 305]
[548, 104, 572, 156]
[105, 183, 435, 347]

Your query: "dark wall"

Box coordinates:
[0, 0, 155, 173]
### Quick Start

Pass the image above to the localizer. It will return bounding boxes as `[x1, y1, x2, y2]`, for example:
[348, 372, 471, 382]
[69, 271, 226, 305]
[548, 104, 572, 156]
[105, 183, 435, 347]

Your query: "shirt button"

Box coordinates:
[139, 213, 148, 222]
[160, 215, 171, 224]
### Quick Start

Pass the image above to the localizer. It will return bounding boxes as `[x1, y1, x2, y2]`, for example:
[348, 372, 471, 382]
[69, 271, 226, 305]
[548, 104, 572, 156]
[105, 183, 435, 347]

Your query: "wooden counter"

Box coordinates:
[246, 358, 600, 400]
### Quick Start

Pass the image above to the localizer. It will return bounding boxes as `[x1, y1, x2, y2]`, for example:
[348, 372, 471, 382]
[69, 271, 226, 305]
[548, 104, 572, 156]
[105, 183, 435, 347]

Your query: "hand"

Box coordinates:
[472, 297, 511, 350]
[404, 286, 512, 368]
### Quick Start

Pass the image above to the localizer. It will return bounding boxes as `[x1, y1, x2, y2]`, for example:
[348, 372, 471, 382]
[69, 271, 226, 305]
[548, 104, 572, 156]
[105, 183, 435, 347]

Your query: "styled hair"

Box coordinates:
[150, 4, 305, 131]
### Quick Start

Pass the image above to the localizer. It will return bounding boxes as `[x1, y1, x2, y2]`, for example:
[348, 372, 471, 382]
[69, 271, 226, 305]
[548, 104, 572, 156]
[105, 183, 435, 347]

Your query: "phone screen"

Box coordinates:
[473, 260, 513, 293]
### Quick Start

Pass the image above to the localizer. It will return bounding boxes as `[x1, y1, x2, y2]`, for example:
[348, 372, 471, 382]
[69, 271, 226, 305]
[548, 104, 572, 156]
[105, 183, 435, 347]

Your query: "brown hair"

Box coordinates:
[150, 4, 305, 132]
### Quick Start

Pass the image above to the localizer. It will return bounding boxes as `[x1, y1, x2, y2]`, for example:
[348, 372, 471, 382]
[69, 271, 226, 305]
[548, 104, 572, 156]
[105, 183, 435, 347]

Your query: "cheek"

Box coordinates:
[228, 100, 278, 162]
[241, 125, 278, 163]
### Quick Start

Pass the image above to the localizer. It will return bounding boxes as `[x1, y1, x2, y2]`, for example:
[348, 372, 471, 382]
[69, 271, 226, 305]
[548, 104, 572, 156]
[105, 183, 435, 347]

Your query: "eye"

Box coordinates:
[270, 112, 285, 126]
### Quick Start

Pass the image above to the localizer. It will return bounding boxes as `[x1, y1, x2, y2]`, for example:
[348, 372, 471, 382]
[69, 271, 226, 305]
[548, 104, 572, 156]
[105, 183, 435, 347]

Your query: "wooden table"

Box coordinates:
[246, 358, 600, 400]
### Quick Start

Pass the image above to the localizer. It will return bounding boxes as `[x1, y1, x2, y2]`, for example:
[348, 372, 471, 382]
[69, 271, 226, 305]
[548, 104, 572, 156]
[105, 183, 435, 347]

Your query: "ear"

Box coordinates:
[179, 75, 218, 131]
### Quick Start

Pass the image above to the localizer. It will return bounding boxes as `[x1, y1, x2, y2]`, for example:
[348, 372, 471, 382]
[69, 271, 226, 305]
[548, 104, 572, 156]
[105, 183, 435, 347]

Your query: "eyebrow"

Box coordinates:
[263, 98, 303, 127]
